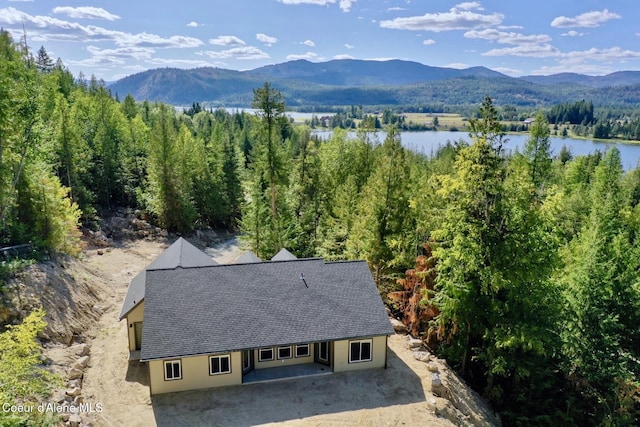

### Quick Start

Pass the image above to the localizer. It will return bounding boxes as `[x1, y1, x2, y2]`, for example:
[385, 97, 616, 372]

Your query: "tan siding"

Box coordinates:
[254, 344, 314, 369]
[148, 352, 242, 395]
[333, 336, 387, 373]
[125, 302, 144, 351]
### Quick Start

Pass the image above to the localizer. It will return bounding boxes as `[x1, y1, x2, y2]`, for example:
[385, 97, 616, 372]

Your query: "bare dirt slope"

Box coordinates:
[38, 236, 497, 427]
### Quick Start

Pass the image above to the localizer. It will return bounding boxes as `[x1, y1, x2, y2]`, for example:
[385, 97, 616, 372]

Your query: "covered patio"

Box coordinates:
[242, 363, 331, 384]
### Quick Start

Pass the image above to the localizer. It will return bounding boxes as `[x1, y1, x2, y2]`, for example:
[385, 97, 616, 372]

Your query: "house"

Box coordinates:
[119, 238, 394, 395]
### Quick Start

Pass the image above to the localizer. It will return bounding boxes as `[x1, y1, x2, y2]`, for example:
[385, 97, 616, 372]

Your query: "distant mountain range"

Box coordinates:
[109, 59, 640, 108]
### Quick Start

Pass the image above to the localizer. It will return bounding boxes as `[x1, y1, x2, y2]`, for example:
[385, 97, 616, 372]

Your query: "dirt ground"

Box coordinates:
[44, 237, 497, 427]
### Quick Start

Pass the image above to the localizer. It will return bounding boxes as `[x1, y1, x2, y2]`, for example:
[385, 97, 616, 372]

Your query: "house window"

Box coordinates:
[259, 347, 274, 362]
[278, 346, 292, 359]
[349, 339, 372, 363]
[164, 360, 182, 380]
[209, 354, 231, 375]
[242, 350, 252, 372]
[318, 341, 329, 362]
[295, 344, 310, 358]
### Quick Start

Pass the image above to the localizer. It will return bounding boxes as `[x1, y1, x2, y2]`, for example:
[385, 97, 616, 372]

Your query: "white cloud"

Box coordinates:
[302, 39, 315, 46]
[286, 51, 319, 60]
[256, 33, 277, 46]
[483, 43, 561, 58]
[200, 46, 270, 60]
[277, 0, 356, 12]
[52, 6, 120, 21]
[445, 62, 468, 69]
[492, 67, 522, 76]
[387, 7, 406, 12]
[209, 35, 245, 46]
[69, 45, 154, 66]
[561, 30, 584, 37]
[551, 9, 621, 28]
[380, 4, 503, 32]
[454, 2, 483, 11]
[333, 54, 354, 60]
[344, 43, 355, 49]
[422, 39, 436, 45]
[0, 7, 203, 48]
[464, 29, 551, 45]
[187, 21, 199, 28]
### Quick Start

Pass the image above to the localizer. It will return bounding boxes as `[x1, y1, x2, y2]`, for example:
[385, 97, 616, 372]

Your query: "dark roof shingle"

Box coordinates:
[140, 259, 393, 361]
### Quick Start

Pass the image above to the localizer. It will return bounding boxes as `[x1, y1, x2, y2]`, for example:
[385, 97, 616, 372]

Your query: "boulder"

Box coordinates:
[73, 355, 90, 370]
[69, 413, 81, 427]
[413, 351, 431, 362]
[390, 318, 408, 334]
[65, 387, 81, 397]
[68, 368, 83, 380]
[408, 338, 423, 349]
[67, 379, 82, 389]
[431, 372, 450, 398]
[426, 362, 440, 373]
[71, 343, 91, 357]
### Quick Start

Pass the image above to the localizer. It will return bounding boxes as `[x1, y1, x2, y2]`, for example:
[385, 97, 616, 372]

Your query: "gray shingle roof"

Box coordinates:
[140, 259, 394, 361]
[271, 248, 297, 261]
[234, 251, 262, 264]
[118, 237, 217, 320]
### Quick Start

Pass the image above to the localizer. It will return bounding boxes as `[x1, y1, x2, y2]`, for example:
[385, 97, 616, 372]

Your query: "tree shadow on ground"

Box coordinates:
[151, 345, 426, 427]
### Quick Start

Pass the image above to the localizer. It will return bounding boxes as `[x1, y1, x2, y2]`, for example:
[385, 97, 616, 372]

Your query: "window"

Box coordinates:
[209, 354, 231, 375]
[259, 347, 274, 362]
[295, 344, 310, 358]
[164, 360, 182, 380]
[278, 346, 292, 359]
[349, 339, 372, 363]
[318, 341, 329, 362]
[242, 350, 252, 372]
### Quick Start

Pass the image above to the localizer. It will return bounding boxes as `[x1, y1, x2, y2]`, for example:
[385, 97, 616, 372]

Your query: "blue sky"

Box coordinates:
[1, 0, 639, 81]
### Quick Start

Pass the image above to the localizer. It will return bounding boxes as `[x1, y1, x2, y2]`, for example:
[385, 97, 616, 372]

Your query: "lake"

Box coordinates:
[313, 130, 640, 171]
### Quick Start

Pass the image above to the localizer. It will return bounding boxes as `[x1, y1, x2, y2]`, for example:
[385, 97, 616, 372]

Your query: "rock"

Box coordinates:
[431, 372, 450, 398]
[426, 362, 440, 373]
[67, 379, 82, 389]
[390, 318, 408, 334]
[71, 343, 91, 357]
[413, 351, 431, 362]
[66, 387, 81, 397]
[61, 413, 70, 422]
[408, 338, 423, 349]
[96, 250, 104, 256]
[69, 413, 81, 427]
[52, 389, 67, 404]
[68, 368, 83, 380]
[73, 395, 84, 405]
[74, 355, 90, 370]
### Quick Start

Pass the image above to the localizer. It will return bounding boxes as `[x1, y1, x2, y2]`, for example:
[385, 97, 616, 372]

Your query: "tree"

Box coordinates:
[0, 310, 61, 426]
[523, 111, 553, 193]
[347, 126, 412, 288]
[432, 97, 563, 420]
[560, 147, 640, 425]
[35, 45, 54, 73]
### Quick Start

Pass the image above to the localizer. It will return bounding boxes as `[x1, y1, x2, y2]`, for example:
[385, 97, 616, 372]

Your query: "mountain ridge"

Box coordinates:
[108, 59, 640, 108]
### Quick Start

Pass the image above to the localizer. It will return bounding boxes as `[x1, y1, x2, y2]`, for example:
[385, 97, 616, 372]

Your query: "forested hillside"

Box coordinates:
[2, 30, 640, 426]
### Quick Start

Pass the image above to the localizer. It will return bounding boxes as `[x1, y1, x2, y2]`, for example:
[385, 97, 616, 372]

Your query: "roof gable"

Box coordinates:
[271, 248, 297, 261]
[234, 251, 262, 264]
[118, 237, 217, 320]
[146, 237, 218, 270]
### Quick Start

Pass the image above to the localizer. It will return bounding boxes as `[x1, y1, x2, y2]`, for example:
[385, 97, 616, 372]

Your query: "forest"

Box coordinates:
[1, 30, 640, 426]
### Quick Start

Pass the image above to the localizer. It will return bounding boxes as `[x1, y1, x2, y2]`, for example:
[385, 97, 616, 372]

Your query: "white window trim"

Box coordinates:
[259, 347, 274, 362]
[242, 350, 252, 372]
[164, 359, 182, 381]
[209, 354, 231, 376]
[277, 346, 293, 360]
[348, 339, 373, 363]
[295, 344, 310, 358]
[318, 341, 329, 362]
